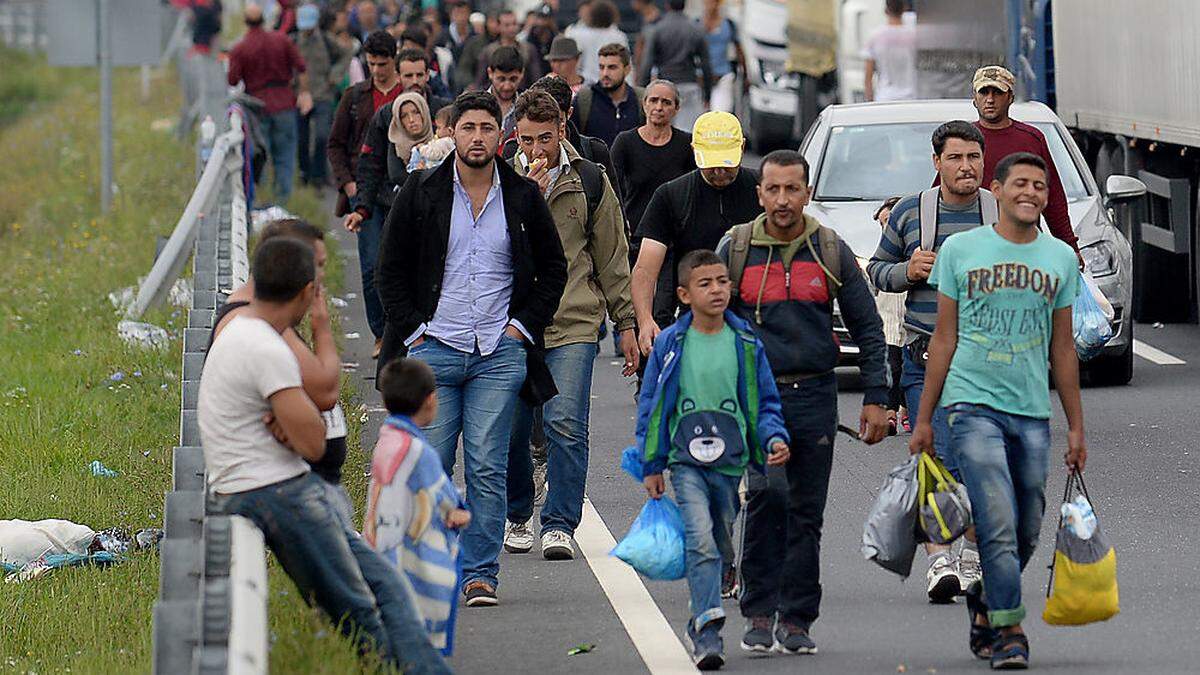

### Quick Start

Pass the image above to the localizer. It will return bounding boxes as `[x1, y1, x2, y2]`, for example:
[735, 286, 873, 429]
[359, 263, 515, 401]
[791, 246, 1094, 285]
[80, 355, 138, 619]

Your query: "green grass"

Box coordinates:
[0, 51, 193, 673]
[0, 46, 87, 125]
[0, 48, 381, 673]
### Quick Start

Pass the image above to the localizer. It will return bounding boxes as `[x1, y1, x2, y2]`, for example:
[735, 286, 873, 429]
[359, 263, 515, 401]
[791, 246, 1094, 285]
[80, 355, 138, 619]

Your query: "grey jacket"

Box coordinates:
[636, 11, 713, 102]
[294, 29, 352, 102]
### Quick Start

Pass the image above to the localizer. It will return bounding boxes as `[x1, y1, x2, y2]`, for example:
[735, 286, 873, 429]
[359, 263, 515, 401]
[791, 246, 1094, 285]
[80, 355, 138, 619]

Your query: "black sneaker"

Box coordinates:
[740, 616, 774, 653]
[720, 563, 739, 599]
[687, 618, 726, 670]
[463, 580, 498, 607]
[773, 622, 817, 655]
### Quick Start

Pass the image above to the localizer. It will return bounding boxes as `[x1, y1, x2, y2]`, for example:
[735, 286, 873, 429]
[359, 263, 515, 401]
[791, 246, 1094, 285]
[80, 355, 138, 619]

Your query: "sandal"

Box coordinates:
[990, 633, 1029, 670]
[966, 582, 998, 660]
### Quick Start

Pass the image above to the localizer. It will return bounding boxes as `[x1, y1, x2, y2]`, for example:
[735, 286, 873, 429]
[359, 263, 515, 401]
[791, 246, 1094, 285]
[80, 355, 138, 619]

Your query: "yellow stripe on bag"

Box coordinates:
[918, 454, 955, 541]
[1043, 547, 1120, 626]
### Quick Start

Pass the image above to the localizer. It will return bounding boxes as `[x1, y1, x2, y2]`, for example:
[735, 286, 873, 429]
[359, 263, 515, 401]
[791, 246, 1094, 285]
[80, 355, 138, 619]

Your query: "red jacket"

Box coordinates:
[977, 120, 1078, 251]
[227, 26, 306, 115]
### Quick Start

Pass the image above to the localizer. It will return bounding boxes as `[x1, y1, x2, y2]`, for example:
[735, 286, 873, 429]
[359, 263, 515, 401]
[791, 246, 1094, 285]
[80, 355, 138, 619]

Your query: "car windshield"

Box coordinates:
[814, 121, 1091, 201]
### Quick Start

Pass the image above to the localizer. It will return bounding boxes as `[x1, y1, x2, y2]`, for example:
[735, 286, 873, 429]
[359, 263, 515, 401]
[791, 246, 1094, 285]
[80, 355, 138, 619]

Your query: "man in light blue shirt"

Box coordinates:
[375, 91, 567, 608]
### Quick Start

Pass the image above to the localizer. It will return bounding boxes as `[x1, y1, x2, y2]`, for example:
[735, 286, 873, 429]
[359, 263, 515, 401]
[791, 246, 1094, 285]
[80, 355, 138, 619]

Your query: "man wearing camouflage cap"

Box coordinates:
[968, 65, 1082, 263]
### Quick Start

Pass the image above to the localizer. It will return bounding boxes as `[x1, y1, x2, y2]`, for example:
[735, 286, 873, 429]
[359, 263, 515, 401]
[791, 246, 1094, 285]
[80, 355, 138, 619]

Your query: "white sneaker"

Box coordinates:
[541, 530, 574, 560]
[926, 552, 962, 603]
[958, 546, 982, 592]
[503, 519, 534, 553]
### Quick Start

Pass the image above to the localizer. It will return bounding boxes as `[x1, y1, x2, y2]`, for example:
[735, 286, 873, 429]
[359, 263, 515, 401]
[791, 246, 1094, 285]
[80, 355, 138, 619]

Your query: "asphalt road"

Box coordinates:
[324, 192, 1200, 675]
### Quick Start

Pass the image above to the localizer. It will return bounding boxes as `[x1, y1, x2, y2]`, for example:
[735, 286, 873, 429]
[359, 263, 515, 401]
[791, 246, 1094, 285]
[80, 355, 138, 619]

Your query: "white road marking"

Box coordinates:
[1133, 340, 1186, 365]
[575, 497, 696, 675]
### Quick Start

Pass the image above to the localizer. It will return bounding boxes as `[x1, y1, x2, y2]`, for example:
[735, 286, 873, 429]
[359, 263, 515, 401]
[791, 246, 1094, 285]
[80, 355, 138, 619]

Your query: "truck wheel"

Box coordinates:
[1085, 325, 1134, 386]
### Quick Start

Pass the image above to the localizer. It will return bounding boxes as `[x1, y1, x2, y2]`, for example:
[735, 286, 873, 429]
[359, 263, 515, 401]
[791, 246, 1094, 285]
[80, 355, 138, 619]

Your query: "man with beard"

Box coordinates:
[571, 43, 644, 148]
[718, 149, 888, 657]
[396, 47, 452, 114]
[374, 91, 567, 608]
[868, 120, 994, 603]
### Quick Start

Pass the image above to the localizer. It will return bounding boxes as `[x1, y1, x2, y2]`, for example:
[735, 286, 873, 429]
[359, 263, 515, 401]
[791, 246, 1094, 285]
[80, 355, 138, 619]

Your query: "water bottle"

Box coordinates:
[1061, 495, 1097, 540]
[199, 115, 217, 163]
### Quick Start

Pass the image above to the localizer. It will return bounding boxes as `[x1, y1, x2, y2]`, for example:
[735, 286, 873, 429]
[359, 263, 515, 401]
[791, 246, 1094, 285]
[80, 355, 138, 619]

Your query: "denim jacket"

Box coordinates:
[635, 310, 790, 476]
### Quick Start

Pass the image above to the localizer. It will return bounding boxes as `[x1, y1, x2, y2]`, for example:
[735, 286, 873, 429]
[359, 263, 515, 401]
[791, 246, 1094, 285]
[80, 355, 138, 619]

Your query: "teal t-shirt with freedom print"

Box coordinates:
[930, 225, 1079, 419]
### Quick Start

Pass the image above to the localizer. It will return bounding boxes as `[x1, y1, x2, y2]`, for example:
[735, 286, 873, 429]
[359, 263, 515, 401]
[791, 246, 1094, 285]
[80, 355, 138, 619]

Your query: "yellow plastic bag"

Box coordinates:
[1043, 473, 1120, 625]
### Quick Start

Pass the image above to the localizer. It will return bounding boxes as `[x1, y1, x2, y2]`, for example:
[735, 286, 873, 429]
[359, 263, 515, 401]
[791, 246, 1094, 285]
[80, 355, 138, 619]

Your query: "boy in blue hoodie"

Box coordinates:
[637, 249, 792, 670]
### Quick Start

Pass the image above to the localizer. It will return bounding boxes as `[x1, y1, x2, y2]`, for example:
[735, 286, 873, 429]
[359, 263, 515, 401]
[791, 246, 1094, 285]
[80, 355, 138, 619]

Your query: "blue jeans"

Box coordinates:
[210, 473, 449, 674]
[356, 209, 386, 339]
[411, 335, 527, 589]
[669, 464, 741, 631]
[261, 109, 298, 205]
[900, 346, 957, 479]
[507, 342, 598, 534]
[298, 99, 334, 183]
[946, 403, 1050, 627]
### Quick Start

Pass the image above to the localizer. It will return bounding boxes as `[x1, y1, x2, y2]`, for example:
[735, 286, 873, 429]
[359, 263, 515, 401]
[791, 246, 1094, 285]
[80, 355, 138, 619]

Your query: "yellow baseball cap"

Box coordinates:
[973, 65, 1015, 93]
[692, 111, 744, 169]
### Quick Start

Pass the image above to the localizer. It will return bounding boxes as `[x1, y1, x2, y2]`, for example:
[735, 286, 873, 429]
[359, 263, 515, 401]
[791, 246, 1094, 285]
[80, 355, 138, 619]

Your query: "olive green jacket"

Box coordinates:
[513, 141, 635, 349]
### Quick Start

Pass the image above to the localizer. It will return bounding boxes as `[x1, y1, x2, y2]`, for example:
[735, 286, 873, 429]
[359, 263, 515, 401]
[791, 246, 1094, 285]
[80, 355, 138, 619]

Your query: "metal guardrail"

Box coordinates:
[152, 105, 268, 675]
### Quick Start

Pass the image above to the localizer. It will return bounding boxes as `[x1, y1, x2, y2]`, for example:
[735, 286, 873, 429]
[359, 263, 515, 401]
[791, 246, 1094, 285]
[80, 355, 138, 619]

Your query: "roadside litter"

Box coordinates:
[89, 460, 119, 478]
[250, 206, 299, 235]
[0, 519, 162, 583]
[110, 277, 191, 313]
[118, 320, 170, 349]
[567, 644, 596, 656]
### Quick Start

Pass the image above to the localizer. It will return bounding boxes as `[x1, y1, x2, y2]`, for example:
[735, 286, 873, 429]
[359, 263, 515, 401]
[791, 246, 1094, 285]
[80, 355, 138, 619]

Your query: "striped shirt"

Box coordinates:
[866, 192, 988, 342]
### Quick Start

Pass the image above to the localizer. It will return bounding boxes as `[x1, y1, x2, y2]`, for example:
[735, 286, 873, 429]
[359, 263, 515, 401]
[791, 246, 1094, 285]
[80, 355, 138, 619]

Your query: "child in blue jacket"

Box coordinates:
[636, 250, 791, 670]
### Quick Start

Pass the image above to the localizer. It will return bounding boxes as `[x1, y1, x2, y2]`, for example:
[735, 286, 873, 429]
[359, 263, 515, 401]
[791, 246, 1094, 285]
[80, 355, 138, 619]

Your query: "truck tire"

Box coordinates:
[1085, 323, 1134, 386]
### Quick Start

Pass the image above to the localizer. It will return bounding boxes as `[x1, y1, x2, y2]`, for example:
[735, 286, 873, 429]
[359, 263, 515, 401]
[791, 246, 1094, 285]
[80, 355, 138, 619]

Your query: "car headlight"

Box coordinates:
[1080, 241, 1117, 277]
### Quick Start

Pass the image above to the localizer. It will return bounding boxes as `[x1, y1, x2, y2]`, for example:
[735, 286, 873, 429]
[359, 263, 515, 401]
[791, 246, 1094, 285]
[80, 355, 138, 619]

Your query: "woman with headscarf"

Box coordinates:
[345, 91, 434, 358]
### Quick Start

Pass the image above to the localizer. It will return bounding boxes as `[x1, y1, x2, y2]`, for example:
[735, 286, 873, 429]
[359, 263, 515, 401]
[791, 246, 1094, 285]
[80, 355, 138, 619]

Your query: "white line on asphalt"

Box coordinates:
[575, 497, 697, 675]
[1133, 339, 1187, 365]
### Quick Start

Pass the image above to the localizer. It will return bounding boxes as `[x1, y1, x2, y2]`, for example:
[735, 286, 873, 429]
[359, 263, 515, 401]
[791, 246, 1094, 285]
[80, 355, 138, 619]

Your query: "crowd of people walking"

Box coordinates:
[198, 1, 1091, 672]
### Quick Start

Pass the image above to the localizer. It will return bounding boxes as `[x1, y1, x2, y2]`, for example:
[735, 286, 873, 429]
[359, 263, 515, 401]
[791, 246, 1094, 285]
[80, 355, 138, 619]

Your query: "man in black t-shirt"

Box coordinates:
[631, 111, 762, 355]
[612, 79, 697, 264]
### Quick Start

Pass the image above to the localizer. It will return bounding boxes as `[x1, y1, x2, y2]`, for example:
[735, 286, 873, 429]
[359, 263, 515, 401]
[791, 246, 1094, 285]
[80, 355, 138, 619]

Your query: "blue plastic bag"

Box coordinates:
[611, 497, 686, 580]
[620, 445, 644, 482]
[1073, 272, 1114, 361]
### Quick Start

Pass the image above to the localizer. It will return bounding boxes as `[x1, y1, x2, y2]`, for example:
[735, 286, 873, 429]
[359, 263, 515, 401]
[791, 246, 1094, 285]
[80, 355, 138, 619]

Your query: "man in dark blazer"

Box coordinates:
[375, 91, 567, 608]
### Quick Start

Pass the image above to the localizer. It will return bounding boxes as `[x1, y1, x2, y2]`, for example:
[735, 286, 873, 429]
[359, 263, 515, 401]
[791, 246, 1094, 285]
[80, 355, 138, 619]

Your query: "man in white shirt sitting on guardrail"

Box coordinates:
[199, 237, 450, 674]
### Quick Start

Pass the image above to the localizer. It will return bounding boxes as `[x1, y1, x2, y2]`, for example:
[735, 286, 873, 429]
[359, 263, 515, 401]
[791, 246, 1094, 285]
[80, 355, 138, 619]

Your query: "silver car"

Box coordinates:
[799, 100, 1141, 385]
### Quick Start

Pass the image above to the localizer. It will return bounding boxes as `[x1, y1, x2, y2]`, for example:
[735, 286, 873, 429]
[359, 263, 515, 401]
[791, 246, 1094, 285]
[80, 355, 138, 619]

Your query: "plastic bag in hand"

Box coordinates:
[620, 445, 645, 483]
[916, 453, 972, 545]
[862, 457, 920, 577]
[1044, 472, 1119, 625]
[1073, 272, 1114, 361]
[611, 497, 686, 581]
